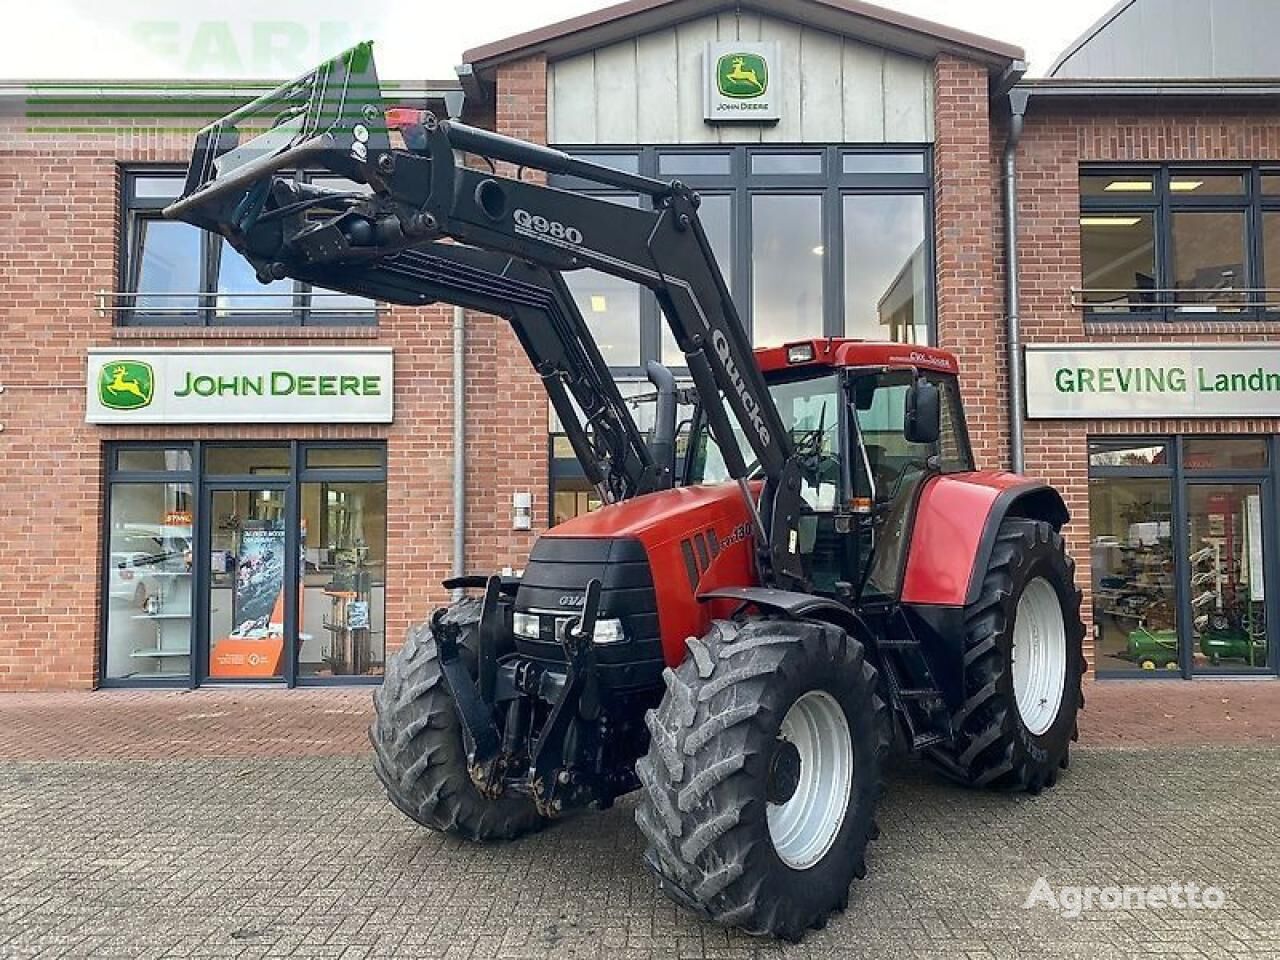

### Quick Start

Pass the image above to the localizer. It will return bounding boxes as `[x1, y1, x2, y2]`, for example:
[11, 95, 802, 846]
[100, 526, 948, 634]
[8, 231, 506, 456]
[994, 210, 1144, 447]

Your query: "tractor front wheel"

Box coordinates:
[370, 598, 545, 842]
[927, 518, 1086, 792]
[635, 619, 889, 941]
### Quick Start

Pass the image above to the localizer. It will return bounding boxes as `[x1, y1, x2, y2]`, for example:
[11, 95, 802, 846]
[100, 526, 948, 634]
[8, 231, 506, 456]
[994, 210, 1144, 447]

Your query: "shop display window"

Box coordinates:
[299, 481, 387, 677]
[1089, 435, 1275, 677]
[1186, 485, 1268, 671]
[102, 442, 387, 685]
[1089, 476, 1179, 672]
[104, 481, 195, 680]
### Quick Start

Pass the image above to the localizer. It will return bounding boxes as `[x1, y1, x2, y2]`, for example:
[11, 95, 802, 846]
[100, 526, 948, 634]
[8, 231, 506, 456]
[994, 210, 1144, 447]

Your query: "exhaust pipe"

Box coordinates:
[645, 360, 677, 489]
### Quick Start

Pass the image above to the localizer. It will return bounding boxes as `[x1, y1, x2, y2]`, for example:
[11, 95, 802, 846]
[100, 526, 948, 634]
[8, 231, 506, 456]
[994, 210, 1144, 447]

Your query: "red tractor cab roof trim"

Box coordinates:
[754, 338, 959, 375]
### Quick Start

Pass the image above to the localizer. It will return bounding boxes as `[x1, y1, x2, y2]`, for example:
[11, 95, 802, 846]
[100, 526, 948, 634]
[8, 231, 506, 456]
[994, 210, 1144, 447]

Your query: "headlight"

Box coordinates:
[590, 618, 626, 645]
[512, 611, 540, 639]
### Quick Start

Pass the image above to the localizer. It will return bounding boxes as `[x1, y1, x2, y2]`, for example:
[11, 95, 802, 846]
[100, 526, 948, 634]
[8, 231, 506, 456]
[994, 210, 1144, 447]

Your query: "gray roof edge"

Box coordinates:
[1020, 76, 1280, 99]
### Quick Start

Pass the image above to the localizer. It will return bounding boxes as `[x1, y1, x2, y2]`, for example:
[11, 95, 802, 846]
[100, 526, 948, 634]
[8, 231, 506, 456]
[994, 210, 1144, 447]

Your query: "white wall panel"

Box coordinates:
[548, 13, 935, 146]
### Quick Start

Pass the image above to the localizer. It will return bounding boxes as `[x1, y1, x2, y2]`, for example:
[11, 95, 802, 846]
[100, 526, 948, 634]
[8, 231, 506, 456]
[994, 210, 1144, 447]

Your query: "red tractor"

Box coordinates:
[167, 44, 1086, 941]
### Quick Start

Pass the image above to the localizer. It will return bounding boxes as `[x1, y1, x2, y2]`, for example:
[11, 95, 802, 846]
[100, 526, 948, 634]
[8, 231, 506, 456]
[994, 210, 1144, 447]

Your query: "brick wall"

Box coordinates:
[463, 57, 550, 578]
[1016, 99, 1280, 670]
[932, 55, 1005, 470]
[0, 85, 545, 687]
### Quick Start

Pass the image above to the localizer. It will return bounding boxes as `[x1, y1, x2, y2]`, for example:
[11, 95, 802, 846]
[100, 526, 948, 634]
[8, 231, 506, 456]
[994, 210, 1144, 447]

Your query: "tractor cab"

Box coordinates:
[685, 338, 972, 599]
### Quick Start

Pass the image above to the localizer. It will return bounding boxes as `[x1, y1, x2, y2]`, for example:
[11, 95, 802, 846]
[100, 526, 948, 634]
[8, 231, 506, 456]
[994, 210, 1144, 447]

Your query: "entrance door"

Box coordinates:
[1184, 481, 1271, 674]
[203, 485, 293, 682]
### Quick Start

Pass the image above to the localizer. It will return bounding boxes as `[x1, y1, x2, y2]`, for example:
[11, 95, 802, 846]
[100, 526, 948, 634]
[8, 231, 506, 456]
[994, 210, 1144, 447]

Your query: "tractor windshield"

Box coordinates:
[686, 374, 841, 504]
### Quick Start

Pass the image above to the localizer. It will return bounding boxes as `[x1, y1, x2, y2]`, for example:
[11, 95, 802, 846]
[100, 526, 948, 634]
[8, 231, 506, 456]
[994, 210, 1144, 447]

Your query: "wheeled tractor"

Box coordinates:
[166, 43, 1087, 940]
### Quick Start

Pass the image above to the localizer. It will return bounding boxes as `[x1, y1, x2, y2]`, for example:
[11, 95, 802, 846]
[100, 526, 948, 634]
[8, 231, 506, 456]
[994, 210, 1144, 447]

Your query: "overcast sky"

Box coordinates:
[6, 0, 1115, 82]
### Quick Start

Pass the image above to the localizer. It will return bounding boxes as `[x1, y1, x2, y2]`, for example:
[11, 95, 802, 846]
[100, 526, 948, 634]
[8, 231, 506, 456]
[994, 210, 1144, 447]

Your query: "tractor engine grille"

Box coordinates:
[513, 536, 665, 690]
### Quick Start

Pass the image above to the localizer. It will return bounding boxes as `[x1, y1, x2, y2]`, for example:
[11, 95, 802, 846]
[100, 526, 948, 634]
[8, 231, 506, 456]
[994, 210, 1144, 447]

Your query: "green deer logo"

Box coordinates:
[99, 361, 155, 411]
[717, 52, 769, 99]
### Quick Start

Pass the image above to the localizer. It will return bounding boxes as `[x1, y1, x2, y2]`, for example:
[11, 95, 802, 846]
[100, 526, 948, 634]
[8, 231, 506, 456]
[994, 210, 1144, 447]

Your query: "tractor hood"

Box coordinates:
[545, 482, 753, 541]
[539, 482, 761, 667]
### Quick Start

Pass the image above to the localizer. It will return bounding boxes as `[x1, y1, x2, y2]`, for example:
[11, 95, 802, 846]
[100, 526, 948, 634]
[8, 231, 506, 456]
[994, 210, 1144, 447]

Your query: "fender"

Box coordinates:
[698, 586, 866, 638]
[900, 471, 1070, 608]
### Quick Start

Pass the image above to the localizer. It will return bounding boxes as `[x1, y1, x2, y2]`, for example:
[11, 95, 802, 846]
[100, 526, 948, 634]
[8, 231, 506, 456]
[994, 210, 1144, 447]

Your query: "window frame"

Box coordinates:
[118, 167, 379, 328]
[100, 440, 389, 688]
[548, 144, 936, 375]
[1088, 434, 1280, 679]
[1079, 163, 1275, 321]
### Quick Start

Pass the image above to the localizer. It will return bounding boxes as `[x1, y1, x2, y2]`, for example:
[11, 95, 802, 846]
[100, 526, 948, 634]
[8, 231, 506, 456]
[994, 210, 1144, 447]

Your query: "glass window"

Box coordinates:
[1089, 476, 1179, 672]
[662, 192, 732, 364]
[1170, 210, 1247, 310]
[1264, 211, 1280, 309]
[659, 153, 731, 177]
[751, 153, 822, 175]
[121, 169, 376, 326]
[305, 446, 385, 470]
[552, 477, 603, 525]
[1263, 174, 1280, 195]
[207, 487, 288, 680]
[116, 448, 194, 473]
[1170, 173, 1245, 195]
[205, 445, 291, 476]
[1182, 437, 1268, 470]
[843, 153, 925, 175]
[566, 194, 643, 367]
[213, 238, 295, 318]
[133, 219, 202, 314]
[751, 194, 824, 346]
[132, 175, 184, 200]
[1080, 174, 1155, 197]
[1089, 440, 1169, 468]
[299, 480, 387, 677]
[1079, 212, 1157, 312]
[104, 483, 194, 680]
[1187, 484, 1268, 671]
[843, 194, 927, 343]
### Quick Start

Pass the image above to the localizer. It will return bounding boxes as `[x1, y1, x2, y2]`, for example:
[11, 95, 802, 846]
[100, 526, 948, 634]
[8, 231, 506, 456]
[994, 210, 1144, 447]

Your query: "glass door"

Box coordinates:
[1185, 482, 1271, 673]
[204, 485, 291, 682]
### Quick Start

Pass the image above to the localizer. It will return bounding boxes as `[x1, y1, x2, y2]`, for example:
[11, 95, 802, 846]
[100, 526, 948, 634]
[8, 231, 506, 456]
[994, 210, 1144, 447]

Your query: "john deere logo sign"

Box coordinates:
[86, 347, 394, 424]
[705, 41, 780, 123]
[717, 52, 768, 99]
[98, 361, 154, 411]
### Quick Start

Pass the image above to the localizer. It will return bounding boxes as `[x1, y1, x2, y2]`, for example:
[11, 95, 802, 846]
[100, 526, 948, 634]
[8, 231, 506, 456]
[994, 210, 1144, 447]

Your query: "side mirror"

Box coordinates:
[904, 377, 941, 446]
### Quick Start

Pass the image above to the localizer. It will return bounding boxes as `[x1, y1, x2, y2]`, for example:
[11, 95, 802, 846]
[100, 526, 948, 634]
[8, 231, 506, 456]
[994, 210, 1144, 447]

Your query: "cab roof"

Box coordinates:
[753, 338, 959, 376]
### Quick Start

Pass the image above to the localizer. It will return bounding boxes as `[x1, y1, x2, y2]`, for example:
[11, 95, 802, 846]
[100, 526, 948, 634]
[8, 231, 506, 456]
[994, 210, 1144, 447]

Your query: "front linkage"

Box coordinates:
[433, 575, 610, 817]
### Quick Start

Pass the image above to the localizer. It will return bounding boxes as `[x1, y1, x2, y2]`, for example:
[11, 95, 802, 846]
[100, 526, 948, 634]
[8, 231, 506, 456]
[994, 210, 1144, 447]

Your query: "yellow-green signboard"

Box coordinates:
[705, 42, 780, 123]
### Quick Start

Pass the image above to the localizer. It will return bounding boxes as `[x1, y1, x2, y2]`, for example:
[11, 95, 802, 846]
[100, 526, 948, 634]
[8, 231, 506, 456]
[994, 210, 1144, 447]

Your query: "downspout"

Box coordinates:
[1003, 86, 1030, 473]
[451, 305, 466, 600]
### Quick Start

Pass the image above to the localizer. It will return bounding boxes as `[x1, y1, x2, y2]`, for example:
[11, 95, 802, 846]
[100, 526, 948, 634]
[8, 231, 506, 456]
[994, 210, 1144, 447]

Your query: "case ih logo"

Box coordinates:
[98, 361, 155, 411]
[716, 53, 768, 99]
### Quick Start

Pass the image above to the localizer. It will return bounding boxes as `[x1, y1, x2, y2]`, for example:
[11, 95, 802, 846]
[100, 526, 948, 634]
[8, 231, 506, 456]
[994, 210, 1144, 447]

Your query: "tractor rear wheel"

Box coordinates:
[370, 598, 545, 842]
[927, 518, 1086, 792]
[635, 619, 889, 941]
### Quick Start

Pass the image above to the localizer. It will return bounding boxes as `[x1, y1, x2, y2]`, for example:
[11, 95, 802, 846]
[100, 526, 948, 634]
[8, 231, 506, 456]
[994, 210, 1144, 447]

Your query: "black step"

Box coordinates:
[911, 731, 948, 751]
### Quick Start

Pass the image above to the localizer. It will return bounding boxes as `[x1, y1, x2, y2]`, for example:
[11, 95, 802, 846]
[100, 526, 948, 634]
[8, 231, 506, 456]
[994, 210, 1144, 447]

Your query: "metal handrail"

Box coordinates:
[1071, 287, 1280, 310]
[95, 289, 381, 318]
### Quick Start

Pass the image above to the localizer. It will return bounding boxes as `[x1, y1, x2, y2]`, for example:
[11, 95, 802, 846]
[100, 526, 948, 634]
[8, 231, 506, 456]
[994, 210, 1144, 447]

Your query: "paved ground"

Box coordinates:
[1, 680, 1278, 959]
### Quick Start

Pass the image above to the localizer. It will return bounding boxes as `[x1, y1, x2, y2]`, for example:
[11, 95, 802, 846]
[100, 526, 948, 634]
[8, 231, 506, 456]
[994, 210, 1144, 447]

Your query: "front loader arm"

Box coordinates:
[296, 240, 667, 501]
[164, 41, 807, 589]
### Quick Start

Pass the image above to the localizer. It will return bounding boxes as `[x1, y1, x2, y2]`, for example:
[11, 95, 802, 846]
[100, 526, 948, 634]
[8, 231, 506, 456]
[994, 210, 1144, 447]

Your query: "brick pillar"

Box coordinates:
[462, 56, 550, 577]
[932, 55, 1006, 470]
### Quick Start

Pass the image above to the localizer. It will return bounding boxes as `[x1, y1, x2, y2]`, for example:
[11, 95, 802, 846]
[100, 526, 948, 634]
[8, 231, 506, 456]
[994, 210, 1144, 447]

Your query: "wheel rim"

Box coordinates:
[1010, 577, 1068, 736]
[765, 690, 853, 870]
